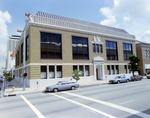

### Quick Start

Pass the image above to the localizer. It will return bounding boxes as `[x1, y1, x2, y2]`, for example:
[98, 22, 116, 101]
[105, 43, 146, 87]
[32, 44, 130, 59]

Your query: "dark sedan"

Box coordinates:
[131, 75, 143, 81]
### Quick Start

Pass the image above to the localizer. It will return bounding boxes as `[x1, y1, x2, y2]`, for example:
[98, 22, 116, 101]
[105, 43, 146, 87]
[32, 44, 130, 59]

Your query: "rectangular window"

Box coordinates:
[26, 35, 29, 61]
[79, 65, 84, 76]
[41, 66, 47, 79]
[73, 66, 77, 71]
[72, 36, 89, 60]
[49, 66, 55, 79]
[93, 44, 96, 53]
[112, 65, 115, 74]
[124, 65, 127, 74]
[145, 50, 147, 59]
[17, 50, 19, 66]
[123, 43, 133, 60]
[93, 43, 102, 53]
[116, 65, 119, 74]
[57, 66, 62, 78]
[41, 32, 62, 59]
[106, 41, 118, 60]
[148, 51, 150, 59]
[21, 43, 23, 63]
[15, 53, 17, 66]
[107, 65, 111, 75]
[85, 65, 89, 76]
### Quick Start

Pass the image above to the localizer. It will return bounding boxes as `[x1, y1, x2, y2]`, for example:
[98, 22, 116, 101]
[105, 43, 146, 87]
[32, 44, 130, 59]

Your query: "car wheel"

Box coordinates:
[117, 81, 120, 84]
[71, 86, 75, 90]
[126, 79, 129, 82]
[53, 88, 58, 92]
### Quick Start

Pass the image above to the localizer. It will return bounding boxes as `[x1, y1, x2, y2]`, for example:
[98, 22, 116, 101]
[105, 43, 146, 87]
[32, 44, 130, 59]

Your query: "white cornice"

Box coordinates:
[30, 22, 135, 41]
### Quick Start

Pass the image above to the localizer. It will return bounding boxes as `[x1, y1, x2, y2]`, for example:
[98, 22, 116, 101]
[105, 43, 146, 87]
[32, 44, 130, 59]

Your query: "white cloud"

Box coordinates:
[123, 16, 130, 22]
[100, 0, 150, 43]
[0, 11, 11, 70]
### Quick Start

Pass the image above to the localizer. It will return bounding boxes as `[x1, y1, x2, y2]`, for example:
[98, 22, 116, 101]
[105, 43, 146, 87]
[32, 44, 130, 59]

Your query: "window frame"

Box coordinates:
[123, 43, 133, 61]
[40, 31, 62, 60]
[72, 35, 89, 60]
[106, 40, 118, 61]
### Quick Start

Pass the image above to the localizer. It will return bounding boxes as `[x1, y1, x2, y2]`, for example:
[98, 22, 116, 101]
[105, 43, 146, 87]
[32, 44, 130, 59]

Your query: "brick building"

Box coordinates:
[15, 11, 136, 88]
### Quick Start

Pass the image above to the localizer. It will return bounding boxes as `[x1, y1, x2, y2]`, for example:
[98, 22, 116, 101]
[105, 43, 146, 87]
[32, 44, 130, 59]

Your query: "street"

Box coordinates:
[0, 79, 150, 118]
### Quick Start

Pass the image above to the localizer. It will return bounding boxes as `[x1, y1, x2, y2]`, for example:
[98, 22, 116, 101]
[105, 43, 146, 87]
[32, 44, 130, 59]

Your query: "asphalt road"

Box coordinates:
[0, 79, 150, 118]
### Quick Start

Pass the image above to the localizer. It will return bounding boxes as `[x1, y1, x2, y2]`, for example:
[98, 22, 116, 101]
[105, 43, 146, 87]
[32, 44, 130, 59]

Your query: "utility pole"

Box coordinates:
[23, 30, 26, 91]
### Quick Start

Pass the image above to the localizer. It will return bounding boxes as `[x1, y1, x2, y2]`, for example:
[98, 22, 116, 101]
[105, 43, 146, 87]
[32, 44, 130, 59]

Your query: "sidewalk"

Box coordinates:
[3, 79, 106, 97]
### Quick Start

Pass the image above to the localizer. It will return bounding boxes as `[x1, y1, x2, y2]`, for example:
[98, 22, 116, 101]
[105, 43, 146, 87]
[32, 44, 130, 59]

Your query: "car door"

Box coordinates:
[121, 76, 126, 82]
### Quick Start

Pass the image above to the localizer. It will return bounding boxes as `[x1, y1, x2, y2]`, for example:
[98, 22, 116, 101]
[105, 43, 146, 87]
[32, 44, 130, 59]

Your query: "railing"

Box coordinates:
[33, 15, 135, 39]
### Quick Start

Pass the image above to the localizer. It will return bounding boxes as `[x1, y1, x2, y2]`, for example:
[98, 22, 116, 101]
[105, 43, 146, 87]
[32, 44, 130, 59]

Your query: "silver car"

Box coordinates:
[45, 81, 79, 92]
[109, 76, 131, 84]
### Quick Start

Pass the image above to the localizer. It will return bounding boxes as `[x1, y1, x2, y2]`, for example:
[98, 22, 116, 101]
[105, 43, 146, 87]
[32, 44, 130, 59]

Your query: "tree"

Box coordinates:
[128, 55, 141, 76]
[72, 69, 83, 82]
[3, 72, 13, 83]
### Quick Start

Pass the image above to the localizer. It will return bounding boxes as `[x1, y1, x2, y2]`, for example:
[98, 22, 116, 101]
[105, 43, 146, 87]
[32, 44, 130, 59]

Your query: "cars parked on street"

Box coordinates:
[131, 75, 143, 81]
[45, 81, 79, 92]
[109, 76, 131, 84]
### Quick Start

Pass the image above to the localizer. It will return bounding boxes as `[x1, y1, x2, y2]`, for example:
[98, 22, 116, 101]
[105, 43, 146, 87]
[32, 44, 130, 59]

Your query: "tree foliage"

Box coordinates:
[3, 72, 13, 82]
[128, 54, 141, 76]
[72, 69, 83, 82]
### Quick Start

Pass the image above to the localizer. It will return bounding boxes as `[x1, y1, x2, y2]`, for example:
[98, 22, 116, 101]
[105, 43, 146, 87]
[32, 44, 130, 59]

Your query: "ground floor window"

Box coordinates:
[85, 66, 89, 76]
[73, 65, 89, 76]
[41, 66, 47, 79]
[107, 65, 119, 75]
[41, 65, 62, 79]
[116, 65, 119, 74]
[57, 66, 62, 78]
[107, 65, 111, 75]
[49, 66, 55, 78]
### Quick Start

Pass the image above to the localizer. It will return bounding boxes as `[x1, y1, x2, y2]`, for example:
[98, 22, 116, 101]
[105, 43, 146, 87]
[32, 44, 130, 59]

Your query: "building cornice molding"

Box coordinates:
[30, 22, 135, 41]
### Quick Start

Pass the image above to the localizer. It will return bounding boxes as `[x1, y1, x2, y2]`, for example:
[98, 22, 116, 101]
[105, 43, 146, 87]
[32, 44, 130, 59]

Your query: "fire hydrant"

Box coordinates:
[12, 87, 15, 92]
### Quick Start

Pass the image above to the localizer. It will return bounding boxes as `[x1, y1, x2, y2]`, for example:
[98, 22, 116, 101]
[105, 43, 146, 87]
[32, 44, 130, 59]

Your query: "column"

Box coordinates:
[77, 64, 79, 71]
[47, 65, 49, 79]
[94, 64, 96, 80]
[127, 64, 129, 73]
[83, 65, 85, 77]
[110, 65, 112, 75]
[102, 64, 105, 80]
[55, 64, 57, 79]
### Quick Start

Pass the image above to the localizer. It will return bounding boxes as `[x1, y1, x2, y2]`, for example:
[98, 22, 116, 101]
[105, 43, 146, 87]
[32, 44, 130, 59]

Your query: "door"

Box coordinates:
[96, 69, 98, 80]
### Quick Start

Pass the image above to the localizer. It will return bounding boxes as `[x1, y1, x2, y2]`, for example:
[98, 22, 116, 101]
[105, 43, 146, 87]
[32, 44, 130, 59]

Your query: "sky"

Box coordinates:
[0, 0, 150, 73]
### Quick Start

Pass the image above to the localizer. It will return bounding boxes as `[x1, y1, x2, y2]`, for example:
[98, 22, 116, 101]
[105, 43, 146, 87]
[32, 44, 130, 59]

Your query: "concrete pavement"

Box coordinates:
[3, 79, 107, 97]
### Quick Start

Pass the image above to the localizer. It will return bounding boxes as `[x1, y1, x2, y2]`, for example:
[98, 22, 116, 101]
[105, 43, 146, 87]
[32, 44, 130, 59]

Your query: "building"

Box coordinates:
[136, 41, 150, 75]
[6, 35, 20, 77]
[15, 11, 136, 88]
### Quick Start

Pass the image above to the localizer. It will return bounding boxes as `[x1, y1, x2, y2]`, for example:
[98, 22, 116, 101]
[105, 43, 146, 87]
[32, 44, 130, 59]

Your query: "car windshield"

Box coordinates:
[115, 76, 121, 79]
[56, 81, 63, 85]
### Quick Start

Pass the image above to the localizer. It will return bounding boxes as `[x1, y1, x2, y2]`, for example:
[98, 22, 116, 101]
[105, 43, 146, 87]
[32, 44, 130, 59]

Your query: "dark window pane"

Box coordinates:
[72, 36, 89, 60]
[73, 66, 77, 71]
[41, 32, 62, 59]
[85, 65, 89, 76]
[123, 43, 133, 60]
[41, 66, 47, 79]
[106, 41, 118, 60]
[49, 66, 54, 78]
[57, 66, 62, 78]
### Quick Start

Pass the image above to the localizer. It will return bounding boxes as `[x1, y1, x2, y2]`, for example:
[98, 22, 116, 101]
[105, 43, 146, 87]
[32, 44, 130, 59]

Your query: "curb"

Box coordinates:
[3, 83, 108, 97]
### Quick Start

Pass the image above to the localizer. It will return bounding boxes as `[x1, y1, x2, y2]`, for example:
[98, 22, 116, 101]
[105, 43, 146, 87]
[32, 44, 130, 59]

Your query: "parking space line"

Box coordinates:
[20, 95, 45, 118]
[63, 92, 150, 118]
[50, 93, 116, 118]
[119, 100, 135, 105]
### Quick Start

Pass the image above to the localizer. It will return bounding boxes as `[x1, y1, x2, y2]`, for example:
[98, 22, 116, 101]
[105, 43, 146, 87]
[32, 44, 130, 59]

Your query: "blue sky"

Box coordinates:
[0, 0, 150, 73]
